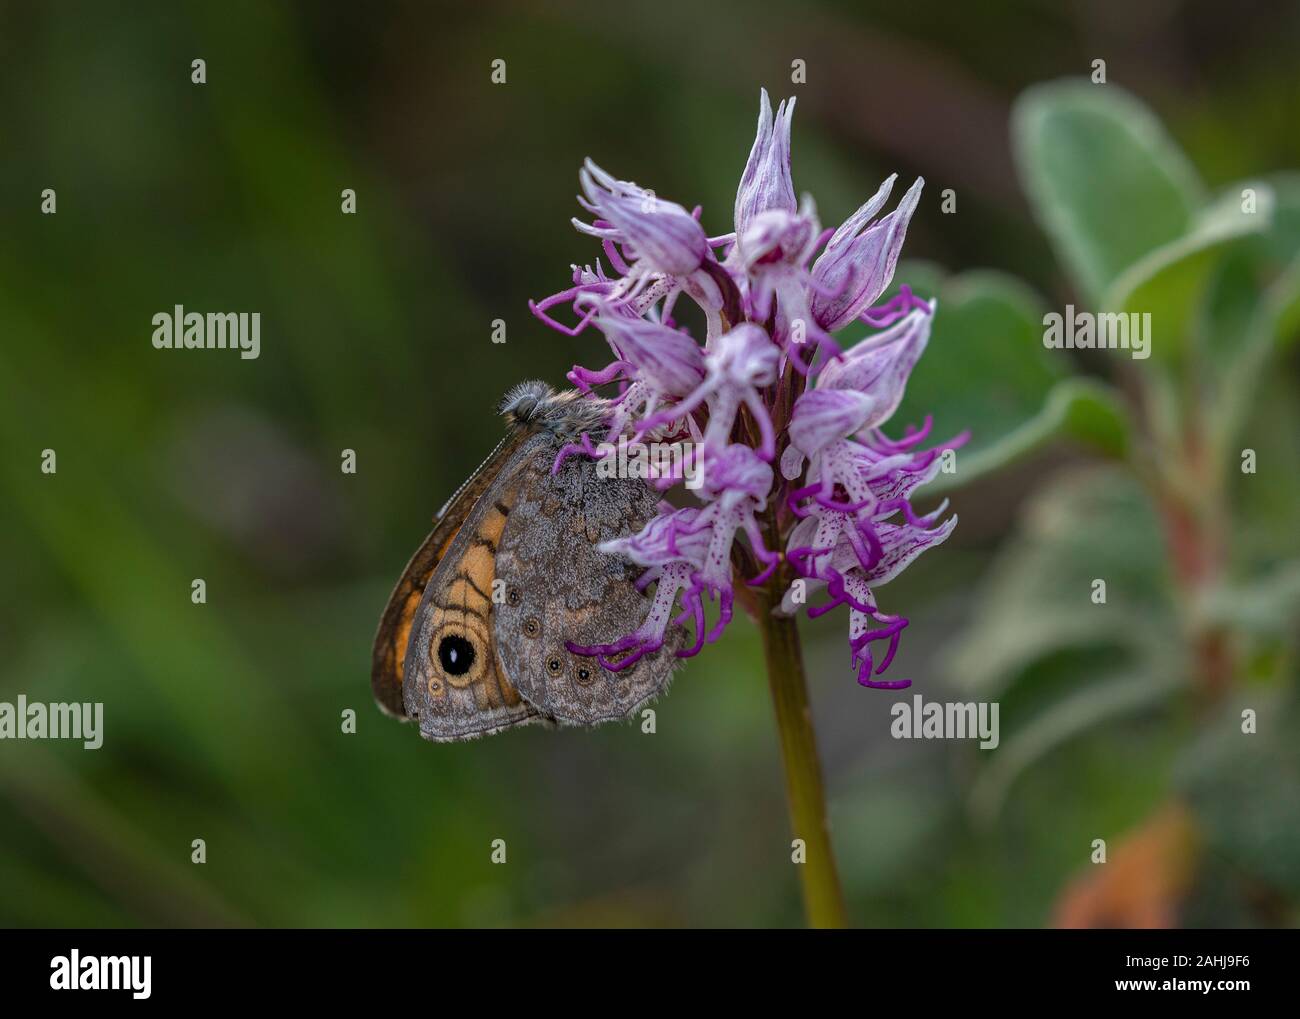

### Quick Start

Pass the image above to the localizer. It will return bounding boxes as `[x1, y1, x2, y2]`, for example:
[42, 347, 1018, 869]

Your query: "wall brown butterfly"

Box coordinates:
[371, 382, 683, 741]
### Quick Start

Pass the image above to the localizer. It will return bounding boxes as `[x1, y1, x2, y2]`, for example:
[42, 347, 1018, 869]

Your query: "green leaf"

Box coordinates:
[1197, 561, 1300, 637]
[948, 465, 1186, 820]
[927, 377, 1129, 496]
[1103, 184, 1274, 366]
[1013, 79, 1204, 303]
[885, 266, 1132, 494]
[1179, 690, 1300, 895]
[891, 269, 1058, 454]
[945, 466, 1177, 696]
[1249, 172, 1300, 270]
[1227, 369, 1300, 563]
[1274, 263, 1300, 353]
[1209, 174, 1300, 451]
[914, 271, 1064, 430]
[970, 664, 1182, 824]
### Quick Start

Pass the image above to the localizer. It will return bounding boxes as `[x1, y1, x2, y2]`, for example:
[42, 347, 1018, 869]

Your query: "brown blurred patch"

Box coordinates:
[1053, 801, 1199, 928]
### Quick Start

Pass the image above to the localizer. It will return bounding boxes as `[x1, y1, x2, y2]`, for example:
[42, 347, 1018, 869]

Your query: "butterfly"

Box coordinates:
[371, 381, 683, 741]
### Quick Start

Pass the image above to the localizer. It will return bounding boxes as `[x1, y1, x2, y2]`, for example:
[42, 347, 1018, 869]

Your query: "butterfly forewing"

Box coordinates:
[370, 429, 528, 720]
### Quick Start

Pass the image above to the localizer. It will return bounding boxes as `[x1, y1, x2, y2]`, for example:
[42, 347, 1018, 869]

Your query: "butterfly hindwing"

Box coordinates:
[399, 437, 545, 741]
[492, 439, 683, 725]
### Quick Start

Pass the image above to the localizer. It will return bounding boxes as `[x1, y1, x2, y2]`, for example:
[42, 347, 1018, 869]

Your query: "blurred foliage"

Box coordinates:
[0, 0, 1297, 928]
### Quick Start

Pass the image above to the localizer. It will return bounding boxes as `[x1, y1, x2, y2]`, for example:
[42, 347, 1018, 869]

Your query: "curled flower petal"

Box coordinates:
[632, 323, 780, 460]
[780, 443, 806, 481]
[576, 159, 710, 277]
[601, 507, 712, 568]
[788, 390, 875, 458]
[735, 89, 797, 242]
[816, 302, 934, 430]
[586, 301, 707, 397]
[738, 205, 817, 272]
[699, 443, 774, 504]
[811, 176, 924, 331]
[712, 323, 780, 383]
[855, 517, 957, 587]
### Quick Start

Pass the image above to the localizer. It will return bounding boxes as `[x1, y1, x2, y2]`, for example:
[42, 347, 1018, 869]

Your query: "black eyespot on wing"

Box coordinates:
[438, 635, 476, 676]
[523, 617, 540, 638]
[546, 656, 563, 675]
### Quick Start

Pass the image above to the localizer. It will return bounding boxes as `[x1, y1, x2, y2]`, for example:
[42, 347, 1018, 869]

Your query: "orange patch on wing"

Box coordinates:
[392, 587, 425, 684]
[423, 495, 523, 704]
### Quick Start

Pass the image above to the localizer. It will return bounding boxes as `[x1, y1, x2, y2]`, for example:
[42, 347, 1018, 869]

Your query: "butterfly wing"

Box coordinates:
[492, 440, 683, 724]
[370, 429, 527, 720]
[399, 436, 548, 741]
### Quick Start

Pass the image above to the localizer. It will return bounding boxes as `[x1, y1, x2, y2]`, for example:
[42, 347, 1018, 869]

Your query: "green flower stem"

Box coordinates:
[737, 386, 847, 928]
[755, 583, 850, 929]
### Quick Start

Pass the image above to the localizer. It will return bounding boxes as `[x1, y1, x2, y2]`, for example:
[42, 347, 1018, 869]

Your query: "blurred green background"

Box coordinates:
[1, 0, 1297, 928]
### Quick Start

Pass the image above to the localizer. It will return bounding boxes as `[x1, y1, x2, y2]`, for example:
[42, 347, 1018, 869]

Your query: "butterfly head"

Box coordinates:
[498, 381, 610, 439]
